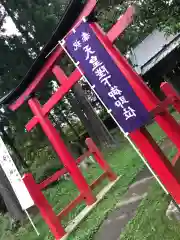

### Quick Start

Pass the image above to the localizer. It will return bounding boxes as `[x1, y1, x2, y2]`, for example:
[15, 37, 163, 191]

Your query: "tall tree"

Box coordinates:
[1, 0, 179, 151]
[98, 0, 180, 53]
[1, 0, 114, 147]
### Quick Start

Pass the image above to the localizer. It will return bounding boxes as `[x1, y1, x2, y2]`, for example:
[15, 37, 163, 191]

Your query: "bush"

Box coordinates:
[35, 164, 63, 184]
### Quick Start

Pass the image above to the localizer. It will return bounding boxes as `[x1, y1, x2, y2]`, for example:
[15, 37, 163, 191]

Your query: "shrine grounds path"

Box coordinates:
[0, 112, 180, 240]
[120, 137, 180, 240]
[120, 182, 180, 240]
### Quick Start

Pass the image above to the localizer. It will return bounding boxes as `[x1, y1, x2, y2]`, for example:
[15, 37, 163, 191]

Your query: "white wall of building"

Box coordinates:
[129, 30, 180, 75]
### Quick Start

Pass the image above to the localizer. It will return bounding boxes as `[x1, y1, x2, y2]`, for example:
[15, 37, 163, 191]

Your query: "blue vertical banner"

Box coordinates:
[65, 21, 150, 134]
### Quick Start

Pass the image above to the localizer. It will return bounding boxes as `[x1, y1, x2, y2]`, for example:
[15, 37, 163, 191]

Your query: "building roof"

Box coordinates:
[0, 0, 89, 106]
[129, 30, 180, 75]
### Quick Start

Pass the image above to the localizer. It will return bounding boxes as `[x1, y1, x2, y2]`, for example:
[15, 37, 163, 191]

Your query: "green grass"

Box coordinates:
[120, 130, 180, 240]
[120, 182, 180, 240]
[1, 112, 179, 240]
[0, 145, 146, 240]
[68, 112, 180, 240]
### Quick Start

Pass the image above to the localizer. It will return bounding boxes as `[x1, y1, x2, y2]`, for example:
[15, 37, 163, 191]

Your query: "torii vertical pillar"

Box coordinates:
[90, 22, 180, 152]
[28, 97, 96, 205]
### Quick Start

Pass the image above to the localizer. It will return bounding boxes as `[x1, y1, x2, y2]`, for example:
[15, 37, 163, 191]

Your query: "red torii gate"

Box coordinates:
[5, 1, 180, 239]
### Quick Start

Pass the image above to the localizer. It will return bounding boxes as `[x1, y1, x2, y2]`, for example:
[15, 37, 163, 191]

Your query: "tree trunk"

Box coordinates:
[2, 129, 28, 170]
[72, 83, 116, 147]
[68, 91, 101, 145]
[60, 110, 80, 140]
[0, 166, 25, 222]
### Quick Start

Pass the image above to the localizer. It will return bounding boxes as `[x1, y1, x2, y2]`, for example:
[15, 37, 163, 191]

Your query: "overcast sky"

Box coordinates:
[3, 16, 18, 35]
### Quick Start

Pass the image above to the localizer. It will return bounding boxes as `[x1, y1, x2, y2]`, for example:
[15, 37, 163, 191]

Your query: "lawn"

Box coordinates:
[0, 144, 146, 240]
[120, 116, 180, 240]
[120, 182, 180, 240]
[0, 114, 178, 240]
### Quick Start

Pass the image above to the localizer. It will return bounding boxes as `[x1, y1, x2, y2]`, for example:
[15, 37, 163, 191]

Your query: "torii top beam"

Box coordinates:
[0, 0, 96, 106]
[0, 1, 135, 111]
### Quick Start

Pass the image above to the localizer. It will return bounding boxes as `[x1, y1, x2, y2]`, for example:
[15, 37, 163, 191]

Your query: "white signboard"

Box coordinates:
[0, 137, 34, 210]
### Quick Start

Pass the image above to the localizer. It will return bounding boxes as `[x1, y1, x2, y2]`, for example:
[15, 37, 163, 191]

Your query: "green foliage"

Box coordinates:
[0, 0, 115, 154]
[36, 165, 62, 184]
[0, 1, 180, 235]
[25, 145, 63, 179]
[98, 0, 180, 53]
